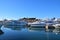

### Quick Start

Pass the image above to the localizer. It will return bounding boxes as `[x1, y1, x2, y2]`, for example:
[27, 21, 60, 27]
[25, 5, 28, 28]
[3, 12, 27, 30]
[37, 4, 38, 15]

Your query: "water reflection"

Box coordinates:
[28, 28, 46, 32]
[3, 25, 60, 34]
[0, 25, 60, 40]
[4, 25, 25, 30]
[53, 28, 60, 34]
[0, 29, 4, 35]
[28, 27, 60, 34]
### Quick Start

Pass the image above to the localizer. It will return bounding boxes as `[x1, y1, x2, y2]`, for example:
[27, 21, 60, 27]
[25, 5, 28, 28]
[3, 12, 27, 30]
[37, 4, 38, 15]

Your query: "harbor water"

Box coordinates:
[0, 25, 60, 40]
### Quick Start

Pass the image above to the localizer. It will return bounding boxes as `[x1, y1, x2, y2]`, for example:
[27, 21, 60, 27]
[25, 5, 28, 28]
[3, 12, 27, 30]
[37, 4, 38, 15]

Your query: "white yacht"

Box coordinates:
[53, 24, 60, 28]
[4, 20, 28, 26]
[28, 21, 46, 28]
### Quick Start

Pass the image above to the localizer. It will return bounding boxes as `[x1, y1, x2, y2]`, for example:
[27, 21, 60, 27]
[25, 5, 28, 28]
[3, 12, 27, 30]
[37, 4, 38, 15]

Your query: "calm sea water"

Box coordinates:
[0, 26, 60, 40]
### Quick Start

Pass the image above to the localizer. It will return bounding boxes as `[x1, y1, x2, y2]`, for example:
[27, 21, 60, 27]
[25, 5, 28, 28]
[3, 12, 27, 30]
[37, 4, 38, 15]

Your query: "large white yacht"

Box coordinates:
[4, 20, 27, 26]
[28, 21, 46, 28]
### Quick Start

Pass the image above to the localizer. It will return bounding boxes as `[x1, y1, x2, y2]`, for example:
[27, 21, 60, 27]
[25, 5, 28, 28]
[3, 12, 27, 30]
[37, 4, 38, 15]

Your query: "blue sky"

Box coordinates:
[0, 0, 60, 20]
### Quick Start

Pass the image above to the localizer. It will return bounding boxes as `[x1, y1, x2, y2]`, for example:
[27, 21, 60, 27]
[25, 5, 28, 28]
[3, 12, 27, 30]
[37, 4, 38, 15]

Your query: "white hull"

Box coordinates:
[29, 23, 46, 28]
[53, 24, 60, 28]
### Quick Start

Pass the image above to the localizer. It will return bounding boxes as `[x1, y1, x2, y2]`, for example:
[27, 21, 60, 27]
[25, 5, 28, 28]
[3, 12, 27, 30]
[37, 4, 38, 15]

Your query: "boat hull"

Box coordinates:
[29, 24, 46, 28]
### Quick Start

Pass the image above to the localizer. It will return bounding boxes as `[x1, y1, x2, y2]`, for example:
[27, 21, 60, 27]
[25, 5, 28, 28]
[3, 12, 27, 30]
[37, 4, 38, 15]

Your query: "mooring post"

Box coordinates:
[46, 24, 48, 29]
[45, 24, 49, 32]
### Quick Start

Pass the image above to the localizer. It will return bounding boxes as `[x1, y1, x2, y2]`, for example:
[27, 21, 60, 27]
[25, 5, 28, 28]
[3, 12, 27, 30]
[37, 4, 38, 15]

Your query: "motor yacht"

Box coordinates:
[28, 21, 46, 28]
